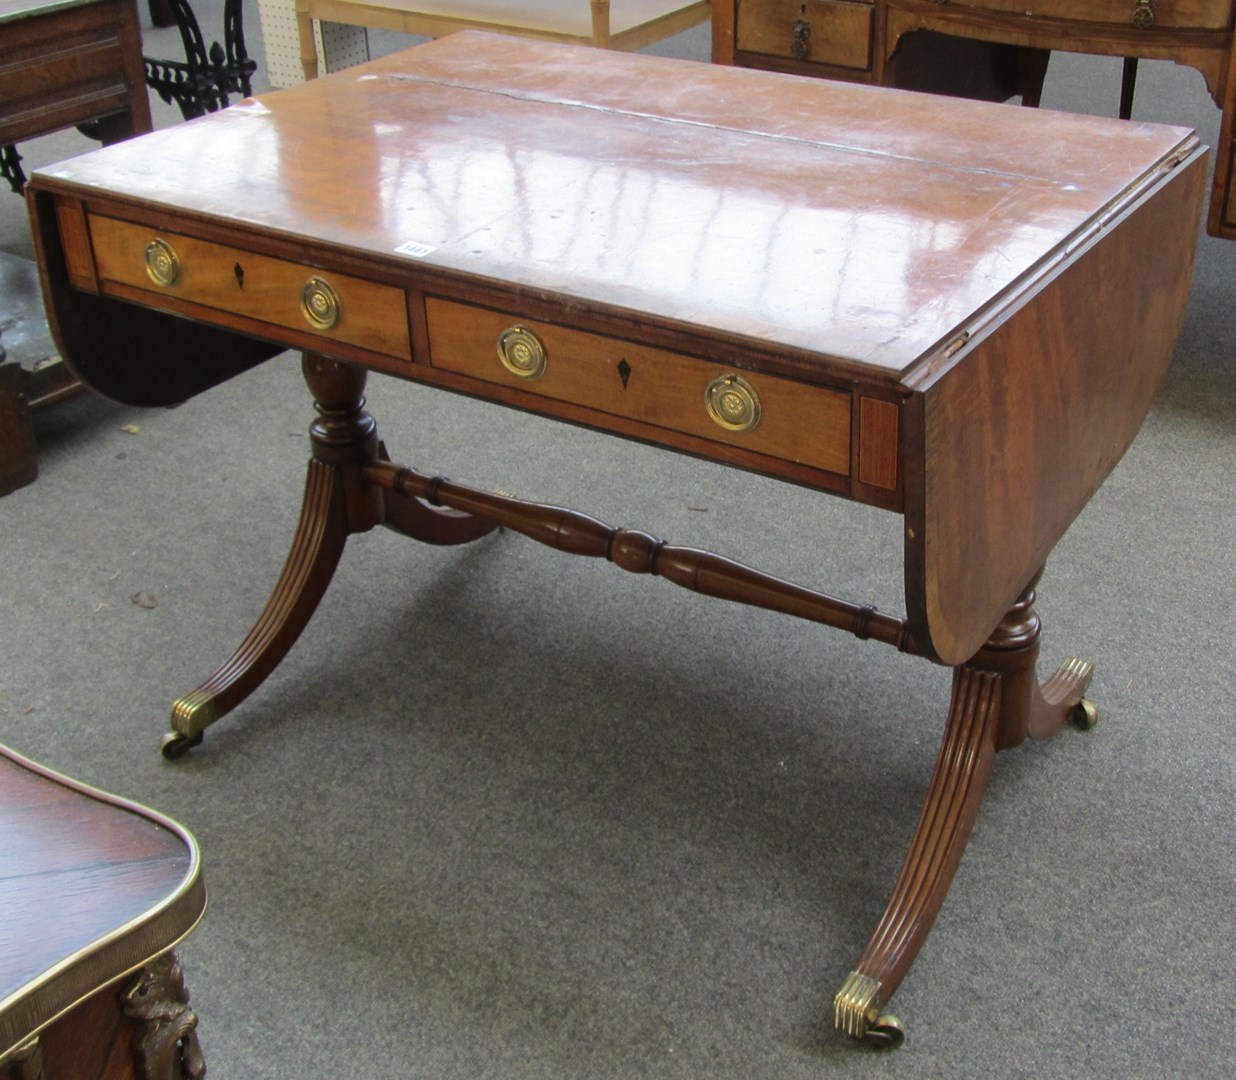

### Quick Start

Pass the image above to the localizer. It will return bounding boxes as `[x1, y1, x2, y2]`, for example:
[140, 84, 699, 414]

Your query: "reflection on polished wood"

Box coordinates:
[713, 0, 1236, 238]
[26, 34, 1206, 1043]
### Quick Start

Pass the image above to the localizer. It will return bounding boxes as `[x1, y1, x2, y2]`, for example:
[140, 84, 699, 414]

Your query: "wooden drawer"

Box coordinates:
[87, 215, 412, 360]
[0, 0, 131, 144]
[737, 0, 874, 70]
[947, 0, 1234, 31]
[426, 297, 852, 477]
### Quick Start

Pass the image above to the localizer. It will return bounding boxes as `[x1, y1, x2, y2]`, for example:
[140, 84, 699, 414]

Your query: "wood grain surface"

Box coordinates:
[0, 745, 204, 1064]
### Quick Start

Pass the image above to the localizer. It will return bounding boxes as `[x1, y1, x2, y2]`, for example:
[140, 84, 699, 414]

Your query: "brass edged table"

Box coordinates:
[0, 744, 206, 1079]
[25, 33, 1206, 1045]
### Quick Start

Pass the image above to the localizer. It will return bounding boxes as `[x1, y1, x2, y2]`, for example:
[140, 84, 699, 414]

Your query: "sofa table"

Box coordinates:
[25, 33, 1205, 1045]
[0, 744, 206, 1080]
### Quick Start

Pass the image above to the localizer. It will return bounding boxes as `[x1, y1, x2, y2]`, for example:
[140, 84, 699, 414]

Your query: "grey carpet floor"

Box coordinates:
[2, 9, 1234, 1079]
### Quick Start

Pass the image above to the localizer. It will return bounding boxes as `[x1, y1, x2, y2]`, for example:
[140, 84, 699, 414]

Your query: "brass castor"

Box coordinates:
[1072, 698, 1099, 731]
[863, 1015, 905, 1049]
[160, 731, 203, 760]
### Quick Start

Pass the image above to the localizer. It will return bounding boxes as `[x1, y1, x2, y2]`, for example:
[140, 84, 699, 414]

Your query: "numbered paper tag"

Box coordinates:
[394, 240, 437, 258]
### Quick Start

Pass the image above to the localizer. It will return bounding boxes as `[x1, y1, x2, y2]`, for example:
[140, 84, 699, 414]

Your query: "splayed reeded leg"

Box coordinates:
[161, 455, 349, 758]
[161, 352, 500, 758]
[160, 355, 371, 757]
[834, 576, 1095, 1047]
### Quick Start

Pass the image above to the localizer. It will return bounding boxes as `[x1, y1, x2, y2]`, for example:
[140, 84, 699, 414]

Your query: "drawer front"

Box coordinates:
[943, 0, 1233, 31]
[737, 0, 873, 70]
[426, 297, 851, 477]
[88, 215, 412, 360]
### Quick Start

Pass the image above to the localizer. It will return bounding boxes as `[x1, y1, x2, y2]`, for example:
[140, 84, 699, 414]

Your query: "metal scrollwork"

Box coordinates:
[791, 18, 810, 60]
[122, 952, 206, 1080]
[0, 1038, 44, 1080]
[143, 0, 257, 121]
[1, 144, 26, 195]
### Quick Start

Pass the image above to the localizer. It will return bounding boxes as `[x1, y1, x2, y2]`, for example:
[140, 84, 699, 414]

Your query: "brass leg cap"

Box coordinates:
[834, 971, 905, 1049]
[170, 690, 218, 739]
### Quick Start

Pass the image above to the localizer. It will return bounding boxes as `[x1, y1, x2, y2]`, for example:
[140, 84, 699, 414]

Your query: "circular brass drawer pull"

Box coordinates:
[144, 238, 180, 287]
[705, 374, 761, 433]
[496, 325, 547, 380]
[301, 276, 342, 330]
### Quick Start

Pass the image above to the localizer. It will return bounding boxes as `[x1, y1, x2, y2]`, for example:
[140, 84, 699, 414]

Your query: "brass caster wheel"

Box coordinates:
[1072, 698, 1098, 731]
[863, 1014, 904, 1050]
[161, 731, 203, 761]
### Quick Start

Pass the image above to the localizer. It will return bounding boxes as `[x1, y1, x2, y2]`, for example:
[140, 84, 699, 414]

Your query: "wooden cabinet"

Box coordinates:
[736, 0, 874, 70]
[0, 0, 153, 497]
[712, 0, 1236, 238]
[0, 0, 151, 150]
[941, 0, 1232, 31]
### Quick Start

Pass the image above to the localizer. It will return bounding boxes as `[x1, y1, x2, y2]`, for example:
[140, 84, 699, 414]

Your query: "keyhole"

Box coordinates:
[617, 358, 631, 388]
[234, 262, 245, 288]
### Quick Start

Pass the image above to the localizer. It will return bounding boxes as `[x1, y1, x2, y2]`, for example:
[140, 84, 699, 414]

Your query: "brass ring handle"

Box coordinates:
[144, 238, 180, 287]
[300, 277, 342, 330]
[705, 374, 761, 433]
[496, 326, 547, 380]
[1132, 0, 1154, 26]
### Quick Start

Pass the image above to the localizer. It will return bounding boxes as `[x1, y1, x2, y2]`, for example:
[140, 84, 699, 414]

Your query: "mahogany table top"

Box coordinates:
[32, 33, 1194, 381]
[0, 744, 205, 1062]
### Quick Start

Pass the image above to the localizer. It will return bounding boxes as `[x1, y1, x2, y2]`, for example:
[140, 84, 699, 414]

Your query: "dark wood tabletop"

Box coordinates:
[0, 744, 205, 1067]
